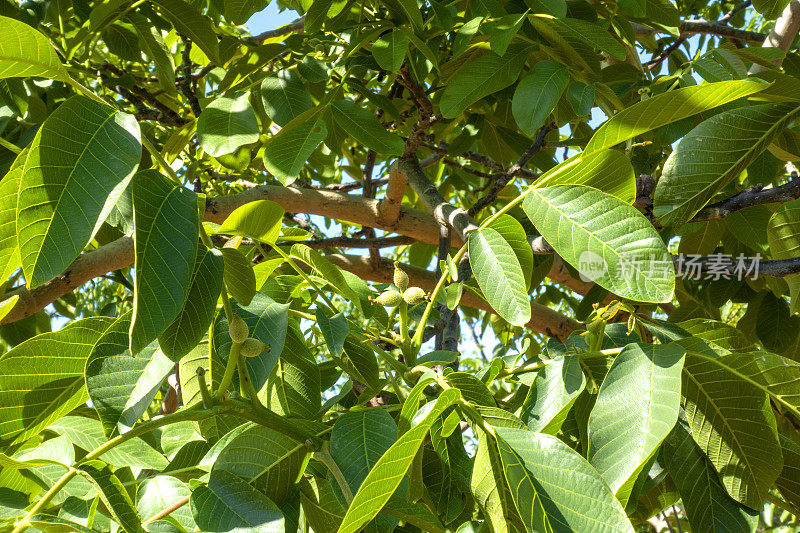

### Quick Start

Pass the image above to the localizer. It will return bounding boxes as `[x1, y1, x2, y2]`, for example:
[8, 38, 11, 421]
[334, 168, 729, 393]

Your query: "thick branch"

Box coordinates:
[327, 255, 584, 340]
[751, 0, 800, 73]
[398, 157, 478, 243]
[377, 163, 408, 226]
[690, 177, 800, 222]
[633, 20, 766, 42]
[250, 17, 305, 44]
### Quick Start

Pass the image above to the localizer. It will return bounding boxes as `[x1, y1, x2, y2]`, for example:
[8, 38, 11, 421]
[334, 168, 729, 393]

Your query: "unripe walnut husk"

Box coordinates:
[375, 290, 403, 307]
[393, 263, 409, 292]
[403, 287, 427, 305]
[240, 338, 266, 358]
[228, 315, 249, 344]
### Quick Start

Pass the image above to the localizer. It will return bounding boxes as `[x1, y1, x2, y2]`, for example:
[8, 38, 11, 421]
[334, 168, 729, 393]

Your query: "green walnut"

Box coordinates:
[375, 290, 404, 307]
[393, 262, 409, 292]
[240, 338, 266, 358]
[403, 287, 427, 305]
[228, 315, 249, 344]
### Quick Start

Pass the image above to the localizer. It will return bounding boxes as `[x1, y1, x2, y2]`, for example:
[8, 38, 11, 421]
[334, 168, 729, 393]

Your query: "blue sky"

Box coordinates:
[246, 3, 300, 34]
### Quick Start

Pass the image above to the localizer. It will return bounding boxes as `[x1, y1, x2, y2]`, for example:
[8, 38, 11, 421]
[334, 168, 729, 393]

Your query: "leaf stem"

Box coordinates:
[268, 245, 338, 311]
[411, 244, 467, 351]
[142, 135, 182, 185]
[0, 137, 21, 154]
[313, 443, 354, 504]
[215, 341, 241, 401]
[767, 493, 800, 517]
[12, 403, 232, 533]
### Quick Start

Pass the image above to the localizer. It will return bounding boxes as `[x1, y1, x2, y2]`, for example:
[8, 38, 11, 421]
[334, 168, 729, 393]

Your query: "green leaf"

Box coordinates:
[495, 427, 635, 533]
[522, 184, 674, 302]
[654, 102, 800, 227]
[0, 161, 22, 282]
[85, 311, 162, 437]
[263, 323, 321, 419]
[0, 15, 70, 81]
[554, 18, 626, 60]
[534, 149, 637, 203]
[383, 0, 423, 30]
[330, 409, 399, 497]
[520, 355, 586, 434]
[768, 198, 800, 313]
[512, 60, 568, 137]
[524, 0, 567, 17]
[127, 12, 176, 93]
[339, 336, 380, 390]
[679, 340, 783, 509]
[315, 307, 348, 357]
[159, 246, 224, 360]
[470, 429, 525, 533]
[440, 44, 531, 119]
[28, 514, 96, 533]
[675, 321, 800, 426]
[291, 244, 361, 309]
[197, 94, 260, 157]
[776, 430, 800, 510]
[383, 497, 447, 533]
[18, 96, 141, 287]
[260, 70, 313, 127]
[336, 388, 460, 533]
[137, 475, 195, 531]
[213, 424, 312, 505]
[179, 342, 235, 441]
[77, 460, 145, 533]
[469, 227, 531, 326]
[584, 80, 769, 154]
[587, 343, 685, 504]
[489, 12, 528, 57]
[151, 0, 221, 64]
[263, 118, 327, 184]
[192, 470, 284, 532]
[566, 81, 594, 116]
[216, 292, 289, 391]
[446, 372, 497, 406]
[753, 0, 790, 19]
[131, 169, 199, 354]
[330, 100, 404, 155]
[218, 199, 285, 245]
[661, 421, 759, 532]
[372, 28, 411, 72]
[50, 416, 168, 469]
[224, 0, 270, 25]
[0, 317, 114, 448]
[221, 247, 257, 306]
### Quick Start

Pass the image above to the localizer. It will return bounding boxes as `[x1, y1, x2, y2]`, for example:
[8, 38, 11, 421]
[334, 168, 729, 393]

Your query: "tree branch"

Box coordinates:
[751, 0, 800, 73]
[250, 16, 305, 44]
[690, 176, 800, 222]
[398, 157, 478, 243]
[327, 254, 584, 340]
[633, 20, 766, 42]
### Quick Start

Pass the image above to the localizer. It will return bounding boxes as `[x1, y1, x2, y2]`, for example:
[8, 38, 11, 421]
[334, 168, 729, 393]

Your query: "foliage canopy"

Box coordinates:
[1, 0, 800, 531]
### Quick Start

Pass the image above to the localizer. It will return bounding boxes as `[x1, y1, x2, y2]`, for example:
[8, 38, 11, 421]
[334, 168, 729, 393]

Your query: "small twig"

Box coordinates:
[633, 20, 766, 42]
[143, 495, 190, 525]
[469, 122, 556, 217]
[249, 16, 305, 44]
[690, 176, 800, 222]
[179, 37, 202, 117]
[719, 0, 752, 23]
